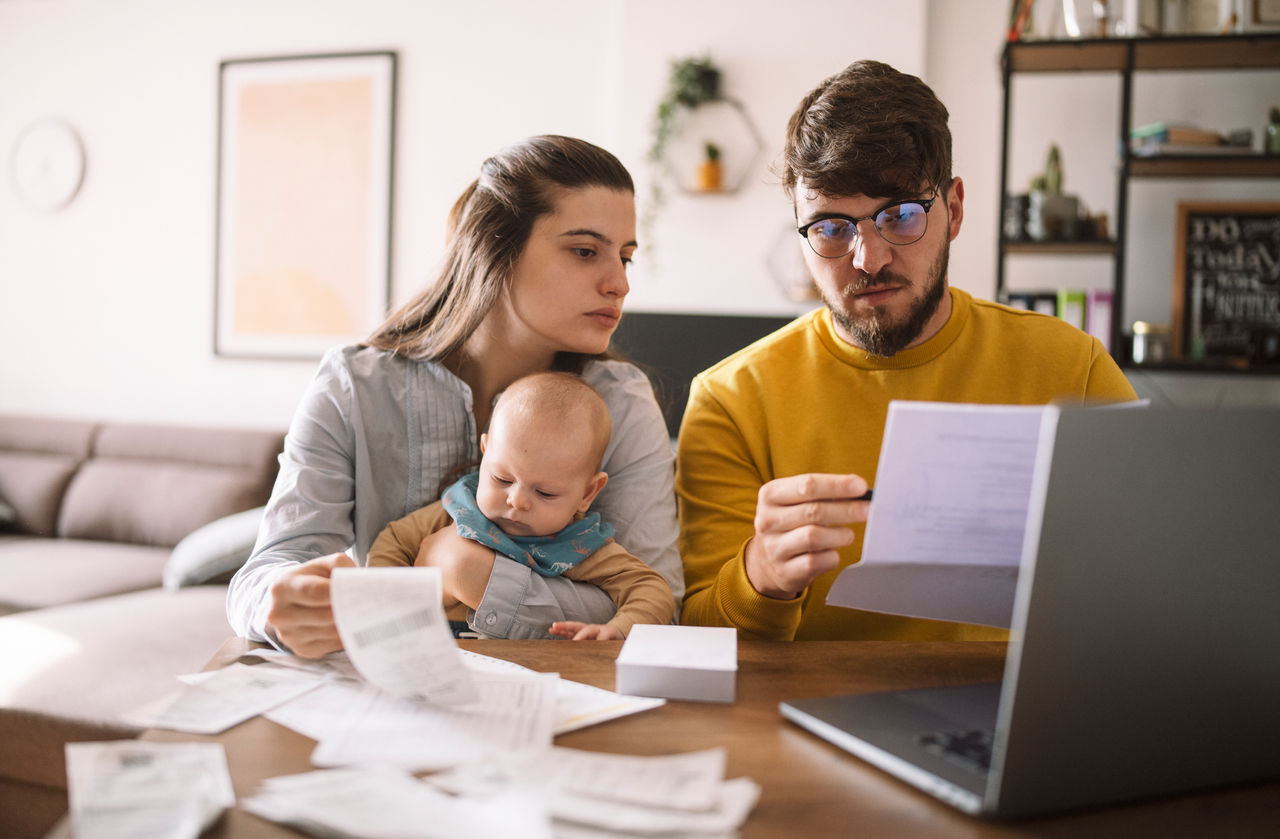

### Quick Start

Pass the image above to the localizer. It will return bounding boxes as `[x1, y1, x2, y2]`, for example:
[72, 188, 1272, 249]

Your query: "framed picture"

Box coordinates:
[1240, 0, 1280, 29]
[214, 51, 396, 358]
[1173, 201, 1280, 365]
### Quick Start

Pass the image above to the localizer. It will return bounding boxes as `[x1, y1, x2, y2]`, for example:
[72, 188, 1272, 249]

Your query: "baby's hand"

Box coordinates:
[549, 621, 623, 641]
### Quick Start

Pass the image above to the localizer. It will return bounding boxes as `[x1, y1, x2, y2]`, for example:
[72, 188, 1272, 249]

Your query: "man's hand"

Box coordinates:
[413, 526, 496, 611]
[266, 553, 355, 659]
[549, 621, 624, 641]
[744, 473, 871, 600]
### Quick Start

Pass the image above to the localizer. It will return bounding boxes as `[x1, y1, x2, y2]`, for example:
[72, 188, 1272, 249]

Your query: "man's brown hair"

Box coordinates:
[781, 60, 951, 202]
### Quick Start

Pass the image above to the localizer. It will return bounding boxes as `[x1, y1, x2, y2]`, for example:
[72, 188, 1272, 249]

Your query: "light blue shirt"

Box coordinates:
[226, 345, 682, 643]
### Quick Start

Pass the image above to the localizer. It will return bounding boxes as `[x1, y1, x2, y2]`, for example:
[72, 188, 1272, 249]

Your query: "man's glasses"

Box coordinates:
[797, 194, 938, 258]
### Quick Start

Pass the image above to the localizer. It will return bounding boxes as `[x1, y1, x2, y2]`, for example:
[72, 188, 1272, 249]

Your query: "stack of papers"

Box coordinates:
[243, 747, 759, 838]
[65, 741, 234, 839]
[121, 568, 666, 771]
[106, 568, 759, 836]
[242, 766, 552, 839]
[430, 746, 760, 835]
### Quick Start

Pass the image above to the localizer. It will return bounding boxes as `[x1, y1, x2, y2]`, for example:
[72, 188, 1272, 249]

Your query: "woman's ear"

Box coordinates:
[578, 471, 609, 513]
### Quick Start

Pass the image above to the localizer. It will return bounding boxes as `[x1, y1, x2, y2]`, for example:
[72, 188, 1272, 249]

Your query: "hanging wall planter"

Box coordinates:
[645, 55, 764, 229]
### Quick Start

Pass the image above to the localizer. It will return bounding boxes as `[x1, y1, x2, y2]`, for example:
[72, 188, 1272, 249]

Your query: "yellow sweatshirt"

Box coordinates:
[676, 288, 1137, 641]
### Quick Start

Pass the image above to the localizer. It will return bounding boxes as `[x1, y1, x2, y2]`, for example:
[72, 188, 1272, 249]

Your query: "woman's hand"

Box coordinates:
[265, 553, 355, 658]
[549, 621, 624, 641]
[414, 526, 497, 611]
[744, 473, 870, 599]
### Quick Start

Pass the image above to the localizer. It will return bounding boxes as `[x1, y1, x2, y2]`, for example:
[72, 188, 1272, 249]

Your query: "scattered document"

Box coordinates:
[262, 676, 374, 743]
[430, 746, 727, 811]
[122, 661, 326, 734]
[428, 747, 760, 836]
[65, 741, 234, 839]
[242, 765, 552, 839]
[553, 676, 666, 734]
[827, 401, 1051, 627]
[235, 647, 362, 681]
[309, 669, 558, 771]
[331, 566, 478, 705]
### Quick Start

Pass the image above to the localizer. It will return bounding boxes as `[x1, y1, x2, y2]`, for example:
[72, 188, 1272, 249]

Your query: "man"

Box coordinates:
[676, 60, 1136, 641]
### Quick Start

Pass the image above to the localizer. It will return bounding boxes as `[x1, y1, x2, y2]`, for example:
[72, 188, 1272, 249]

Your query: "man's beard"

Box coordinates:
[824, 240, 949, 357]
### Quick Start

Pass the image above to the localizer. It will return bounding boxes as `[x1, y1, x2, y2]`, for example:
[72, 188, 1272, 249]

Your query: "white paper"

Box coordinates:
[429, 746, 727, 812]
[263, 677, 378, 743]
[427, 748, 760, 836]
[863, 401, 1047, 567]
[553, 677, 666, 734]
[330, 566, 478, 705]
[242, 766, 552, 839]
[827, 401, 1050, 627]
[550, 777, 761, 836]
[122, 661, 326, 734]
[65, 741, 234, 839]
[309, 669, 557, 771]
[236, 647, 362, 681]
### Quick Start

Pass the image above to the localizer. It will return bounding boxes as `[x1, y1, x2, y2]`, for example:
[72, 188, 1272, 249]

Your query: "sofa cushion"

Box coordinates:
[0, 453, 84, 537]
[59, 461, 269, 547]
[0, 415, 97, 457]
[0, 416, 97, 538]
[0, 537, 171, 615]
[56, 423, 284, 547]
[163, 506, 265, 589]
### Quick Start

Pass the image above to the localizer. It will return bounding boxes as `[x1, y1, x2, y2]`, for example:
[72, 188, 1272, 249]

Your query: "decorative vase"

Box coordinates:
[1026, 191, 1080, 241]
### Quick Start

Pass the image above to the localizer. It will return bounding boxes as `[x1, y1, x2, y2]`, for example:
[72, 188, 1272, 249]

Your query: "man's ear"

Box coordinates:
[946, 176, 964, 241]
[578, 471, 609, 513]
[479, 433, 488, 454]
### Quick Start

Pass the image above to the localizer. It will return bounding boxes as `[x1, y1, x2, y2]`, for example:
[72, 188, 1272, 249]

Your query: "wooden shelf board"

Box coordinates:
[1005, 33, 1280, 73]
[1129, 155, 1280, 178]
[1003, 240, 1117, 255]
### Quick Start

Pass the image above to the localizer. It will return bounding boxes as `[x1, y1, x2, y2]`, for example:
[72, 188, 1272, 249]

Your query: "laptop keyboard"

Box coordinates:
[919, 728, 994, 774]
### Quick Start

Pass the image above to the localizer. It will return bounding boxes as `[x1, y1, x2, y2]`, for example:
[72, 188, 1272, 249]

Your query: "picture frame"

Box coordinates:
[1239, 0, 1280, 30]
[1173, 201, 1280, 366]
[214, 51, 396, 359]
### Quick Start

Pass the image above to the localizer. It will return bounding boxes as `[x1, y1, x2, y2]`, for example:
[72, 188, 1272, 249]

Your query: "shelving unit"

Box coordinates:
[995, 32, 1280, 373]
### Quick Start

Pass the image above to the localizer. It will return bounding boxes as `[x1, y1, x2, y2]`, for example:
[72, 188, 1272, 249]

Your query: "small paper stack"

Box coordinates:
[615, 624, 738, 703]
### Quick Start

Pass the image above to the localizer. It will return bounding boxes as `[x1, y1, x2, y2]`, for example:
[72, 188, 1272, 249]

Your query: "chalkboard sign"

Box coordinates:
[1174, 202, 1280, 365]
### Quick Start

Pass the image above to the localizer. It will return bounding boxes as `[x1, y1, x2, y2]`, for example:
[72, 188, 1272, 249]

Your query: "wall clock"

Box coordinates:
[10, 118, 86, 211]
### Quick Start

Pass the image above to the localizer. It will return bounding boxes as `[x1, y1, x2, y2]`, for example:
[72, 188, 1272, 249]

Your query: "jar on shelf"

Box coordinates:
[1130, 321, 1172, 364]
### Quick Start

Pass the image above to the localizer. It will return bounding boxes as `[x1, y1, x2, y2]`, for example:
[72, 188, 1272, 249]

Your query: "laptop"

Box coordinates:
[780, 405, 1280, 818]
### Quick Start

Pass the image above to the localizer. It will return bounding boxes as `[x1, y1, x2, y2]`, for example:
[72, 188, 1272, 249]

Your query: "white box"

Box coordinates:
[615, 624, 737, 703]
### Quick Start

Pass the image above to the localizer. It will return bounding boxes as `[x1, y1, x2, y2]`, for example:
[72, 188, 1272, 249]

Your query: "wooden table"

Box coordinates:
[64, 639, 1280, 837]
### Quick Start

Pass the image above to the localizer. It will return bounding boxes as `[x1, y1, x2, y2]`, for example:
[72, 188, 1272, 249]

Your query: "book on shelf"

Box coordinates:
[1086, 290, 1113, 353]
[1005, 291, 1059, 317]
[1131, 142, 1256, 157]
[1056, 289, 1086, 331]
[1130, 121, 1223, 146]
[1006, 290, 1101, 337]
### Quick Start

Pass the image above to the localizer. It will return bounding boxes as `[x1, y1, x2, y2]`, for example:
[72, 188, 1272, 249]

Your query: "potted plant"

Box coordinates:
[645, 55, 724, 221]
[696, 141, 723, 192]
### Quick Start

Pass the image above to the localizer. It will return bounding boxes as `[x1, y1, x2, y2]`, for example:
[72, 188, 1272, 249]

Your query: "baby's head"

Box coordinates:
[477, 372, 611, 537]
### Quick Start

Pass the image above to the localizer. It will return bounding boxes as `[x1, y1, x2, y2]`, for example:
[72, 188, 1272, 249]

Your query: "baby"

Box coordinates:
[367, 371, 674, 639]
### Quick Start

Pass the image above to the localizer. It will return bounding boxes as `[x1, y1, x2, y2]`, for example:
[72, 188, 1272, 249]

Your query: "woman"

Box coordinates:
[226, 135, 681, 657]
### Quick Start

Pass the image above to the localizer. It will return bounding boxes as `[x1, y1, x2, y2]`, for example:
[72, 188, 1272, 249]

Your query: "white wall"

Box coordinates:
[2, 0, 1275, 429]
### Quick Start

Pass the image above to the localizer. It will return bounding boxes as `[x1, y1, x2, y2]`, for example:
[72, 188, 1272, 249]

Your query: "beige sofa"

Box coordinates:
[0, 414, 284, 839]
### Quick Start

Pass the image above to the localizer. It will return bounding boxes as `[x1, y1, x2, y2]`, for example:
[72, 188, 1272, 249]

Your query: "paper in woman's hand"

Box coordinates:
[330, 566, 479, 705]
